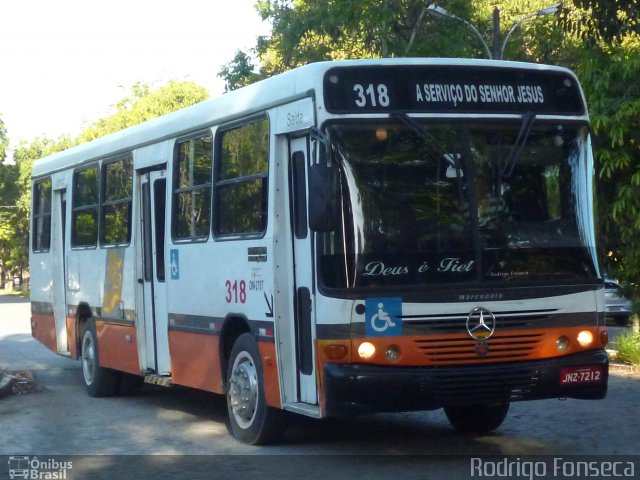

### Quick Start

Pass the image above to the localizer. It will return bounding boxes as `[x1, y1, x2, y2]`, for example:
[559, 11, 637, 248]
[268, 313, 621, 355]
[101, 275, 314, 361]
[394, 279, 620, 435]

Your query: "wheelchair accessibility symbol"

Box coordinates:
[365, 297, 402, 337]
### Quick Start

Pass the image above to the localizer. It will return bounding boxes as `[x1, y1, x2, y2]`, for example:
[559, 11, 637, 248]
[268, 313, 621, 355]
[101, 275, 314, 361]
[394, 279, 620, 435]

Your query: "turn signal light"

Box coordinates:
[323, 344, 348, 360]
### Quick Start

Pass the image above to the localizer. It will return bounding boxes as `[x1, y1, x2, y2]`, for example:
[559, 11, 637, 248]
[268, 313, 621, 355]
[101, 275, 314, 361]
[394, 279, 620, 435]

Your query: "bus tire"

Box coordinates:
[226, 333, 285, 445]
[81, 319, 118, 397]
[444, 401, 509, 434]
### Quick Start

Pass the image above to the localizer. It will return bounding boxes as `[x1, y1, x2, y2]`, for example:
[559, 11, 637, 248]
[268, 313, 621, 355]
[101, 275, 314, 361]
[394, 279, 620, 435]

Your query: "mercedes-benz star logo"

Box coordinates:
[465, 307, 496, 341]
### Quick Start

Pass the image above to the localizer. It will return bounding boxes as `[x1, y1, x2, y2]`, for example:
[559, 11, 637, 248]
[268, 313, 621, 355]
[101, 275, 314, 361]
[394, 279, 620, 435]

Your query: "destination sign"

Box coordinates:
[323, 65, 585, 115]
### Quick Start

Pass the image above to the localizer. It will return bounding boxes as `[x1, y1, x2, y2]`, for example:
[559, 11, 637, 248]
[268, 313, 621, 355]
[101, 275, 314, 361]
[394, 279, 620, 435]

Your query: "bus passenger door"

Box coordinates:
[138, 170, 170, 375]
[288, 136, 317, 405]
[51, 188, 68, 353]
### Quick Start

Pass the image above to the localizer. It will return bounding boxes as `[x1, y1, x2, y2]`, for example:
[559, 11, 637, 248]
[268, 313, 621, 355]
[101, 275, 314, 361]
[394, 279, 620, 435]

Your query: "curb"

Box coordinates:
[609, 363, 639, 375]
[0, 372, 13, 398]
[607, 349, 639, 374]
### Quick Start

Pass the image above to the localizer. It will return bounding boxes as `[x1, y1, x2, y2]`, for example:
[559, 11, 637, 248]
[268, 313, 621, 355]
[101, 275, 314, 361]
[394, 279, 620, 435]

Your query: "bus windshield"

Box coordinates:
[319, 120, 599, 290]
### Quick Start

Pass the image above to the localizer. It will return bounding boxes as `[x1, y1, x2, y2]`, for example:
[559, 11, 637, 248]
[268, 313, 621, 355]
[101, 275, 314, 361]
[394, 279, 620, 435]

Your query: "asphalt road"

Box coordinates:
[1, 294, 639, 479]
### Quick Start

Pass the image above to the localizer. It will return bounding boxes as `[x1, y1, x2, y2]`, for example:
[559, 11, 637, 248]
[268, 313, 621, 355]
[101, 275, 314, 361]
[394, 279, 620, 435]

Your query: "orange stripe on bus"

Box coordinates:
[168, 330, 223, 394]
[66, 316, 78, 359]
[317, 326, 607, 368]
[316, 339, 351, 416]
[94, 321, 140, 375]
[31, 312, 57, 352]
[258, 341, 282, 409]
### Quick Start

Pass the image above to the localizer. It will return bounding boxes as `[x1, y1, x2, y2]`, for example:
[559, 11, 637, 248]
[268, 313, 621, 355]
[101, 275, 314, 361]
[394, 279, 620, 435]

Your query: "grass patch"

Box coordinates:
[0, 288, 29, 297]
[616, 331, 640, 366]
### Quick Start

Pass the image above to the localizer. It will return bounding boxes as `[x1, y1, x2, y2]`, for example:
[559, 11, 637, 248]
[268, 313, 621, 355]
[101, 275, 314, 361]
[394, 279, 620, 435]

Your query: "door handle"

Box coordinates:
[137, 278, 144, 284]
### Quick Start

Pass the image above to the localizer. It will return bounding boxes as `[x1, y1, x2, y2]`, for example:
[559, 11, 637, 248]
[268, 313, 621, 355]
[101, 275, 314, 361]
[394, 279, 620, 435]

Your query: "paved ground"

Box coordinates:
[1, 294, 639, 479]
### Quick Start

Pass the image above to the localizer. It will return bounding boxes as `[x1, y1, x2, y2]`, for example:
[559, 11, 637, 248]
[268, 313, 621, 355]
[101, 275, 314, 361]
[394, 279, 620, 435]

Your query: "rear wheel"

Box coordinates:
[226, 333, 285, 444]
[444, 402, 509, 433]
[81, 319, 119, 397]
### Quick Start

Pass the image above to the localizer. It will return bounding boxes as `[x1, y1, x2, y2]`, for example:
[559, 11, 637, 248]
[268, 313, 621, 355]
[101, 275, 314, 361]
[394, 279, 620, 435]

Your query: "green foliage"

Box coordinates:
[0, 81, 209, 275]
[218, 50, 265, 92]
[0, 116, 18, 282]
[0, 117, 8, 165]
[220, 0, 571, 91]
[79, 81, 208, 143]
[3, 137, 71, 276]
[615, 330, 640, 366]
[572, 34, 640, 294]
[561, 0, 640, 44]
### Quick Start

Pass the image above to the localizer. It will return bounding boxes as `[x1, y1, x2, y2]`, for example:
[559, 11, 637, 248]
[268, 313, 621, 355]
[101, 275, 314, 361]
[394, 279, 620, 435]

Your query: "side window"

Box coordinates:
[172, 133, 212, 240]
[101, 156, 133, 245]
[72, 165, 99, 247]
[215, 117, 269, 236]
[32, 178, 52, 252]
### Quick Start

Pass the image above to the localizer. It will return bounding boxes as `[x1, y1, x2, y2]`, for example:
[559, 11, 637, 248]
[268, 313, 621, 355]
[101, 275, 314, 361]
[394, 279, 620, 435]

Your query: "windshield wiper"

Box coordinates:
[392, 111, 465, 199]
[392, 112, 448, 159]
[502, 112, 536, 178]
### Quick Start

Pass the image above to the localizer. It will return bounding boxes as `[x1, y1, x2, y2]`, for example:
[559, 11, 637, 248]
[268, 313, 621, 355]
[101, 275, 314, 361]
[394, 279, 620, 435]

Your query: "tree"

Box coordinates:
[78, 81, 209, 143]
[561, 0, 640, 43]
[218, 50, 265, 92]
[571, 35, 640, 294]
[3, 136, 75, 283]
[0, 116, 17, 285]
[0, 81, 210, 281]
[219, 0, 565, 91]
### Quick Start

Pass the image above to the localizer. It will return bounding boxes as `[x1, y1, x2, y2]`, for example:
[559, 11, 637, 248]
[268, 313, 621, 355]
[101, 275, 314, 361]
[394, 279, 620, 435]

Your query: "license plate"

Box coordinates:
[560, 366, 603, 385]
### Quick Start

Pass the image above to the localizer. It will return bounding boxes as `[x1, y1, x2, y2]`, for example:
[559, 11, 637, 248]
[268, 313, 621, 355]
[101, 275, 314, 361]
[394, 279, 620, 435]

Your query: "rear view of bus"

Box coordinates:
[313, 61, 607, 433]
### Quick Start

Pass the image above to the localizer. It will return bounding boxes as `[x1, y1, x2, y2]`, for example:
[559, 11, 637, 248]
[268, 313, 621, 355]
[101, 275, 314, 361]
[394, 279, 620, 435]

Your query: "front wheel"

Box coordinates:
[226, 333, 285, 444]
[81, 319, 119, 397]
[444, 402, 509, 433]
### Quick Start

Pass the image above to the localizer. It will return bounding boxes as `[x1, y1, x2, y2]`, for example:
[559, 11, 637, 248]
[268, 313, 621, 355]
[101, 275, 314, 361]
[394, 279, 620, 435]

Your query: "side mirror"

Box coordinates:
[308, 163, 338, 232]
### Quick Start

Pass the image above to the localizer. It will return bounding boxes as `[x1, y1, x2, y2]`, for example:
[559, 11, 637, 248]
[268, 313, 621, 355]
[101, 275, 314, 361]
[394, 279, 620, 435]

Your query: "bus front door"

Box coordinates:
[288, 136, 317, 405]
[138, 170, 170, 375]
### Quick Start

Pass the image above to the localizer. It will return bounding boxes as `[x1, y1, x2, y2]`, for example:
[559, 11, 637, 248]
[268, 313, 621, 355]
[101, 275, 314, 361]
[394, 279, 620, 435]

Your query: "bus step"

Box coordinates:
[143, 374, 172, 387]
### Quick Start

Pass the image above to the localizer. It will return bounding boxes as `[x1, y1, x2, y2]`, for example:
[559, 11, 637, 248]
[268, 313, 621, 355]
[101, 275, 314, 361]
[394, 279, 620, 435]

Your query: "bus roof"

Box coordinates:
[32, 58, 581, 178]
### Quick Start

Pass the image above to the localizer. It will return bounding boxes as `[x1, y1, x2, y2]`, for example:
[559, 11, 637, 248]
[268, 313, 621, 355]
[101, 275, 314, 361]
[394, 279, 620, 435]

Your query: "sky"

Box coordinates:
[0, 0, 271, 149]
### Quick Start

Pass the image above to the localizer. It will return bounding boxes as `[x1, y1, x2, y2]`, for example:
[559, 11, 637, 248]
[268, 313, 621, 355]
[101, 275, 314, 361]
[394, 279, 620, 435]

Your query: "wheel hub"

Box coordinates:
[229, 355, 258, 428]
[82, 333, 95, 385]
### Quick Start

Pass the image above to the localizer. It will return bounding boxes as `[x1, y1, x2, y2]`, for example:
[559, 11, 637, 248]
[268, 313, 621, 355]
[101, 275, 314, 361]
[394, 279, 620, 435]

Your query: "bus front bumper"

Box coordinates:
[323, 349, 608, 417]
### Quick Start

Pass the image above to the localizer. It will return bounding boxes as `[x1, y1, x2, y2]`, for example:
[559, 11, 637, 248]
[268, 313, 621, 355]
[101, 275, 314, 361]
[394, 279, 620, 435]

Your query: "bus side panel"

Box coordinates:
[95, 321, 140, 375]
[258, 341, 282, 409]
[169, 330, 223, 394]
[66, 316, 78, 360]
[31, 308, 57, 353]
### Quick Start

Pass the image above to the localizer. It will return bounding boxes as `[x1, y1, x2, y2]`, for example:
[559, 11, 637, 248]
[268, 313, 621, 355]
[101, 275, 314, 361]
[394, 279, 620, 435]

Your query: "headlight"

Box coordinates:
[357, 342, 376, 360]
[577, 330, 594, 348]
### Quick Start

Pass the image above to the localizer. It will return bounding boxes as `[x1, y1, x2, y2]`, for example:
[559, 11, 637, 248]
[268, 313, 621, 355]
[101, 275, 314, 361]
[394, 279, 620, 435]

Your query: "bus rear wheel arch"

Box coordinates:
[226, 333, 285, 444]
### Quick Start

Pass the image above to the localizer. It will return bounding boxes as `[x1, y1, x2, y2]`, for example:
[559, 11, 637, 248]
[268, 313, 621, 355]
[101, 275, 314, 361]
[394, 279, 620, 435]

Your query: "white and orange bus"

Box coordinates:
[30, 58, 608, 444]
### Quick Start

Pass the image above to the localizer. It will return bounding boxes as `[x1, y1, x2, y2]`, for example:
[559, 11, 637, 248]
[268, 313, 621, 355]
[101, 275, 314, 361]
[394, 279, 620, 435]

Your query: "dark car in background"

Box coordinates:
[604, 279, 633, 326]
